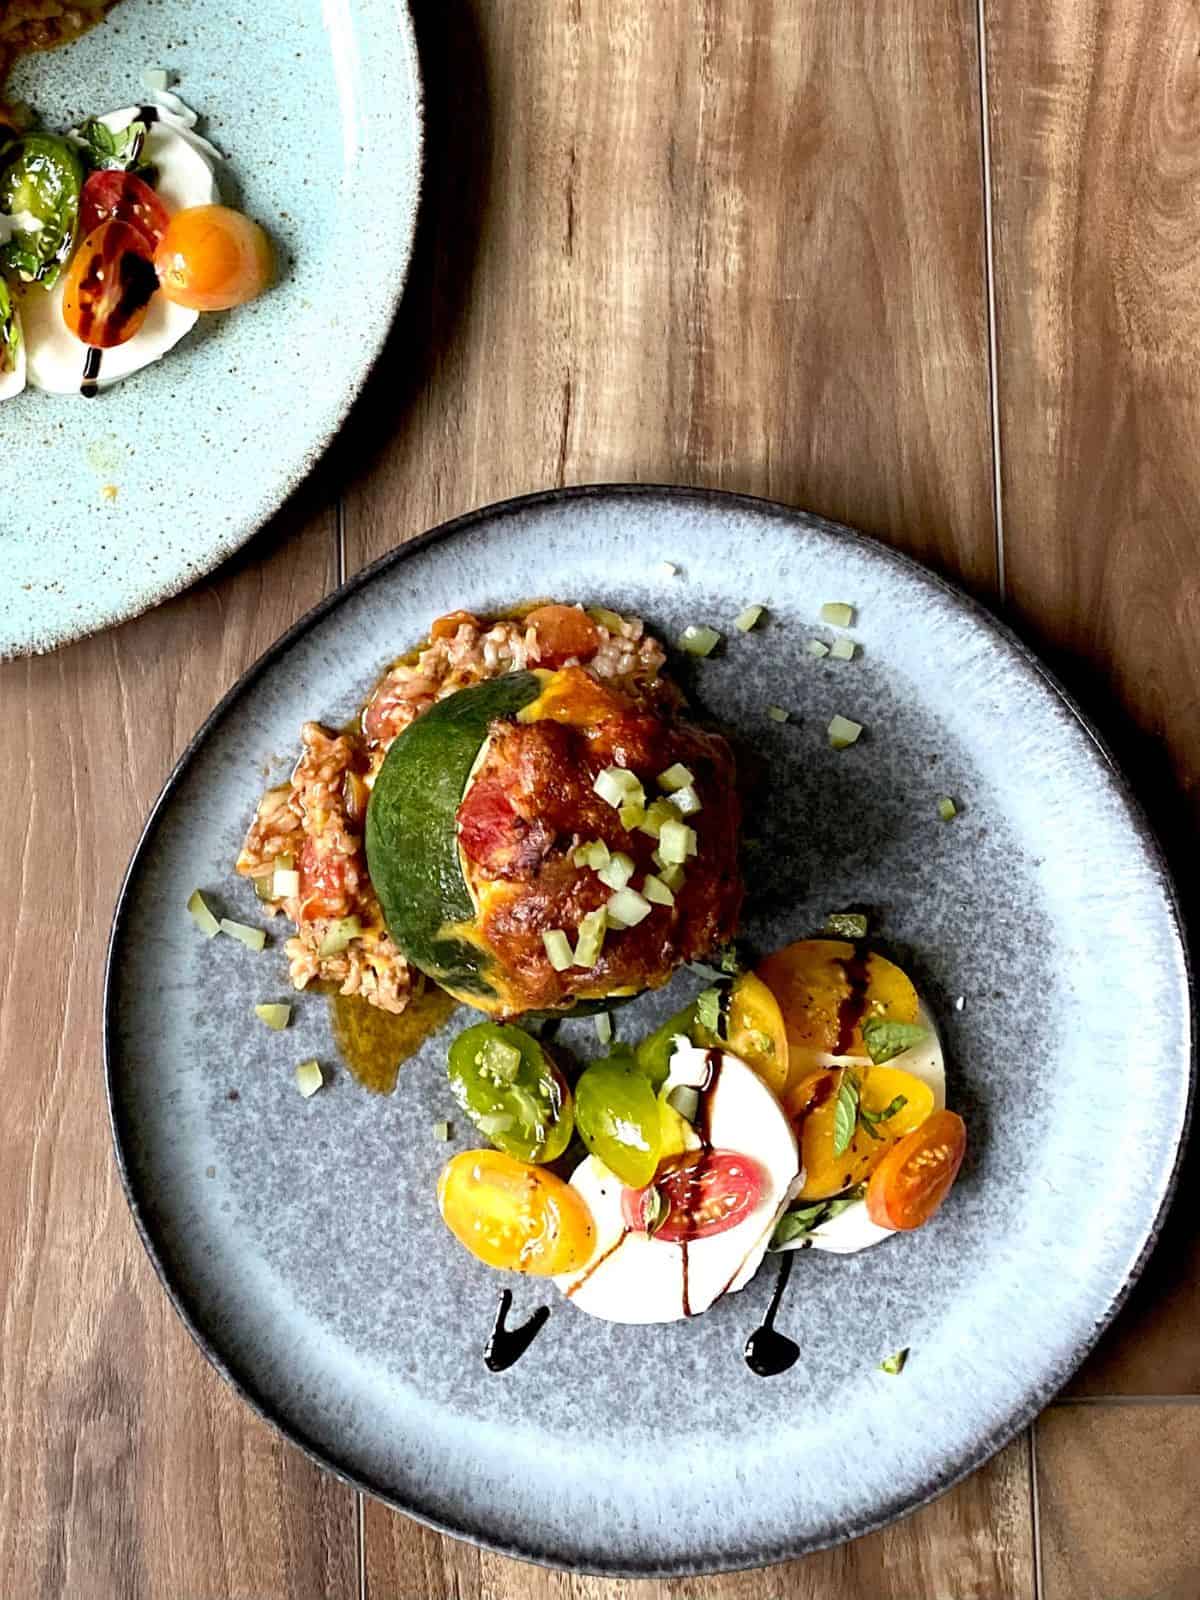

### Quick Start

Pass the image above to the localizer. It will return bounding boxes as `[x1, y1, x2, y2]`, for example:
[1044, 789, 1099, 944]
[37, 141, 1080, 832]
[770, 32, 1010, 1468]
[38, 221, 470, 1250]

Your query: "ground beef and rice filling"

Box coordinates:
[236, 606, 667, 1014]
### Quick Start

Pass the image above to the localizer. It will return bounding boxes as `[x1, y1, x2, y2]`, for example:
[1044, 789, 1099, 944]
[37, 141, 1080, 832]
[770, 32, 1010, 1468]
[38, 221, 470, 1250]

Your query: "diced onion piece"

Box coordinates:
[650, 847, 666, 869]
[658, 818, 696, 864]
[766, 705, 790, 723]
[657, 762, 695, 793]
[219, 917, 267, 952]
[542, 929, 574, 971]
[825, 912, 868, 940]
[830, 638, 856, 661]
[734, 604, 765, 633]
[820, 602, 855, 627]
[807, 639, 830, 658]
[670, 784, 701, 817]
[253, 874, 277, 902]
[938, 796, 958, 821]
[593, 766, 645, 810]
[589, 606, 626, 634]
[141, 67, 171, 92]
[606, 887, 653, 928]
[638, 797, 680, 839]
[678, 624, 721, 657]
[619, 802, 646, 830]
[480, 1037, 522, 1085]
[828, 715, 863, 750]
[273, 867, 301, 898]
[595, 1011, 613, 1045]
[598, 851, 636, 891]
[643, 873, 675, 906]
[667, 1085, 700, 1122]
[254, 1003, 292, 1031]
[477, 1111, 515, 1136]
[573, 839, 612, 870]
[433, 1119, 452, 1141]
[317, 916, 362, 957]
[295, 1059, 324, 1098]
[573, 908, 608, 968]
[659, 862, 686, 891]
[187, 889, 220, 938]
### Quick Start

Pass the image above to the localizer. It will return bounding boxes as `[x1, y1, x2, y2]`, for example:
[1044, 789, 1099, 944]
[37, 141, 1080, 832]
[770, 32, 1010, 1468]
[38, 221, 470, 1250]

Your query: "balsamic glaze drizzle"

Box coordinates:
[484, 1290, 550, 1372]
[80, 346, 103, 399]
[743, 1252, 800, 1377]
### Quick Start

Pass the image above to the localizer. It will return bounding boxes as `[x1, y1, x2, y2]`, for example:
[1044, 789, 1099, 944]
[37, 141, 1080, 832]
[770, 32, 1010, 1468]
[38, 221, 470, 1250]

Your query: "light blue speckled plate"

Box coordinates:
[0, 0, 421, 656]
[105, 488, 1193, 1575]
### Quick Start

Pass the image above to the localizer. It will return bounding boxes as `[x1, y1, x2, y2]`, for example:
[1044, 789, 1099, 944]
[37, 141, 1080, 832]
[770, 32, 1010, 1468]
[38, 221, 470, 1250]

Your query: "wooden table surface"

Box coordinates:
[3, 2, 1198, 1597]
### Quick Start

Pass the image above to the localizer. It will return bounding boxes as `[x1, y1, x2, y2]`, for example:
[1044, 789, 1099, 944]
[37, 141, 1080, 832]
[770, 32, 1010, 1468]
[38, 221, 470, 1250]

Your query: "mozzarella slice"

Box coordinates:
[784, 999, 947, 1256]
[22, 109, 219, 395]
[555, 1053, 799, 1323]
[0, 301, 25, 401]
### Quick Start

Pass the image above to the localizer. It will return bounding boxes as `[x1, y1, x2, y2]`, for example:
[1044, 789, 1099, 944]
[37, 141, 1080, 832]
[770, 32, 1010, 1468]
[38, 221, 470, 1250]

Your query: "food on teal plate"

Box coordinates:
[0, 84, 273, 400]
[237, 603, 742, 1019]
[433, 939, 967, 1353]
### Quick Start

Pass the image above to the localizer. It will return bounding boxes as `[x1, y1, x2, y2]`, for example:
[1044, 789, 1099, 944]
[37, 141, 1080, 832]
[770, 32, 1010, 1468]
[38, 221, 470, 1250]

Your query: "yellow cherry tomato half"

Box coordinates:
[785, 1063, 936, 1201]
[725, 970, 790, 1094]
[154, 204, 273, 311]
[436, 1148, 595, 1275]
[756, 939, 920, 1087]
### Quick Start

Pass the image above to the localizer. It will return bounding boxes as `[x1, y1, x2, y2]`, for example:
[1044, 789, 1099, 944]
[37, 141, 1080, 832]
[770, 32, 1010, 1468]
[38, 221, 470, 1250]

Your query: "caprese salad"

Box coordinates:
[434, 936, 968, 1363]
[0, 80, 271, 399]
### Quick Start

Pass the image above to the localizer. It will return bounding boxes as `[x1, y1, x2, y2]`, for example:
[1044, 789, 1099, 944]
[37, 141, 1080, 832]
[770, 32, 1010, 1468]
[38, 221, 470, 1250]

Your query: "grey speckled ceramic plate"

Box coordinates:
[1, 0, 421, 657]
[105, 487, 1193, 1576]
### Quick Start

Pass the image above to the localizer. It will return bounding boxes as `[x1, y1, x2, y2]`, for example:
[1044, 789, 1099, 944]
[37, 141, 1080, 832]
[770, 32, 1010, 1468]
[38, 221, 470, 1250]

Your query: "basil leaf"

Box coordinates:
[879, 1347, 910, 1376]
[859, 1093, 909, 1139]
[832, 1073, 859, 1156]
[642, 1185, 668, 1236]
[78, 116, 148, 173]
[770, 1204, 828, 1248]
[822, 1188, 866, 1222]
[862, 1018, 928, 1065]
[824, 911, 868, 940]
[694, 986, 722, 1036]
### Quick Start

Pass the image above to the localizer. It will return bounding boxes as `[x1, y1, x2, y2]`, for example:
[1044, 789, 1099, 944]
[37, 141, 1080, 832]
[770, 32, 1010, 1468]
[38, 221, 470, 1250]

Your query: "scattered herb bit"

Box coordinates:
[820, 602, 855, 628]
[678, 623, 721, 657]
[187, 889, 220, 938]
[219, 917, 267, 952]
[938, 795, 958, 821]
[828, 714, 863, 750]
[594, 1011, 613, 1046]
[862, 1017, 929, 1065]
[295, 1059, 324, 1098]
[880, 1348, 910, 1376]
[766, 704, 790, 723]
[825, 911, 869, 940]
[254, 1003, 291, 1031]
[542, 928, 574, 971]
[695, 987, 723, 1035]
[807, 639, 830, 658]
[830, 638, 856, 661]
[858, 1093, 908, 1140]
[734, 604, 765, 633]
[832, 1073, 860, 1157]
[77, 116, 149, 173]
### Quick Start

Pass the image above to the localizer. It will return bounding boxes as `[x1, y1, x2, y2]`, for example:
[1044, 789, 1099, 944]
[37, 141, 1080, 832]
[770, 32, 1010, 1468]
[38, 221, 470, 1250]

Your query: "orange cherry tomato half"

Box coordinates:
[155, 204, 273, 311]
[623, 1151, 766, 1242]
[80, 169, 171, 252]
[62, 220, 158, 349]
[866, 1109, 967, 1231]
[524, 604, 602, 668]
[437, 1149, 595, 1274]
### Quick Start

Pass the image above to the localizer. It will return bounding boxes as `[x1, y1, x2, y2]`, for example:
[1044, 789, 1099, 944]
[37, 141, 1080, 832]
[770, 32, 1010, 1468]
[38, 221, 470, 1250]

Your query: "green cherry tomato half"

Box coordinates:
[447, 1022, 573, 1164]
[0, 134, 85, 287]
[633, 1000, 722, 1089]
[574, 1060, 663, 1188]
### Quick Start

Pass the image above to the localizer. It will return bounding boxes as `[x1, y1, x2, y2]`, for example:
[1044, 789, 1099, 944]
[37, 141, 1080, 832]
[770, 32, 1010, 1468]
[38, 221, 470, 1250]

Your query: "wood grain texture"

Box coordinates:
[342, 0, 997, 589]
[364, 1436, 1033, 1600]
[985, 0, 1200, 1394]
[0, 509, 359, 1600]
[1035, 1404, 1200, 1600]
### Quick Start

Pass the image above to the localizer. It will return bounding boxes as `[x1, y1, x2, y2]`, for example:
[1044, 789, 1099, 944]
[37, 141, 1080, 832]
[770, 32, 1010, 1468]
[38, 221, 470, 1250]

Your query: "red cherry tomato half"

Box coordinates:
[623, 1151, 766, 1242]
[80, 170, 171, 253]
[62, 220, 159, 349]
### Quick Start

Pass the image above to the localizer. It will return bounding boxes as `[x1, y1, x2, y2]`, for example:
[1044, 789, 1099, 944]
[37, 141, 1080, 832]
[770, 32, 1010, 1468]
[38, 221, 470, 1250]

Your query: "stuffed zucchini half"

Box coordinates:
[365, 663, 742, 1018]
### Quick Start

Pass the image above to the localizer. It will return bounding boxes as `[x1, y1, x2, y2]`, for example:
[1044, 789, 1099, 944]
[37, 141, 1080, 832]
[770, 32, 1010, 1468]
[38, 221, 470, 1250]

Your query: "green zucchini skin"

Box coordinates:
[365, 672, 543, 1003]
